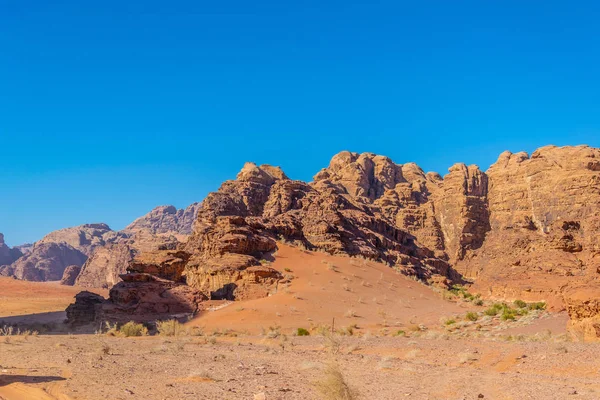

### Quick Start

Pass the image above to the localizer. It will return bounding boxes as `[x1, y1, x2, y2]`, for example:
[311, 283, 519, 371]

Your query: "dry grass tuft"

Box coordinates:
[323, 332, 343, 355]
[119, 321, 148, 337]
[315, 362, 357, 400]
[157, 319, 187, 337]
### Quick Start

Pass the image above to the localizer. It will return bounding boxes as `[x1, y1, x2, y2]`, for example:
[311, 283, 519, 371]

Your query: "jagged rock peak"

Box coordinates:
[313, 151, 428, 201]
[0, 233, 23, 267]
[236, 162, 289, 185]
[125, 203, 201, 236]
[489, 145, 599, 172]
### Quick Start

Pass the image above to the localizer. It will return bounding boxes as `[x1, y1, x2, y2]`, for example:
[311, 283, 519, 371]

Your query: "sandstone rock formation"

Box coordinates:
[66, 273, 208, 325]
[37, 223, 123, 256]
[183, 161, 457, 293]
[4, 224, 123, 282]
[13, 243, 33, 256]
[65, 145, 600, 335]
[74, 230, 181, 289]
[5, 204, 199, 286]
[125, 203, 201, 237]
[460, 146, 600, 311]
[74, 243, 135, 288]
[0, 233, 22, 266]
[10, 243, 87, 281]
[60, 265, 82, 286]
[65, 291, 106, 326]
[564, 288, 600, 341]
[101, 273, 207, 323]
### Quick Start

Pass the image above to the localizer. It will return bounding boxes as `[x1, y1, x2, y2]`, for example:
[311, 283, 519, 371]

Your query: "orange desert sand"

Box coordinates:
[1, 246, 588, 400]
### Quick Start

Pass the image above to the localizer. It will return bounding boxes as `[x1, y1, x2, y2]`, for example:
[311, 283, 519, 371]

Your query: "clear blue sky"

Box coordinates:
[1, 1, 600, 246]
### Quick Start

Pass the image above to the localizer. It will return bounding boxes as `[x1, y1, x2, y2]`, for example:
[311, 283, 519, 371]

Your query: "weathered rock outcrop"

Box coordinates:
[101, 273, 207, 323]
[74, 243, 135, 288]
[60, 265, 82, 286]
[179, 161, 458, 302]
[565, 288, 600, 341]
[65, 291, 106, 326]
[459, 146, 600, 310]
[73, 231, 181, 289]
[66, 145, 600, 332]
[125, 203, 201, 237]
[4, 224, 124, 282]
[6, 204, 199, 286]
[10, 243, 87, 281]
[0, 233, 22, 266]
[13, 243, 33, 256]
[37, 223, 123, 257]
[66, 274, 208, 325]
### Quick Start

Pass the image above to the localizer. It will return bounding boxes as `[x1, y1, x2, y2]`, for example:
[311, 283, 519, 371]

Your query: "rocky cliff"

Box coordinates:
[124, 203, 201, 237]
[0, 233, 23, 272]
[4, 204, 199, 285]
[4, 224, 124, 282]
[65, 145, 600, 339]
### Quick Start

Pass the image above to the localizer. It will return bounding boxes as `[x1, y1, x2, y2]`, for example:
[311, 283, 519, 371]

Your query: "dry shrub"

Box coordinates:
[119, 321, 148, 337]
[323, 332, 343, 355]
[157, 319, 187, 337]
[101, 342, 111, 355]
[315, 362, 357, 400]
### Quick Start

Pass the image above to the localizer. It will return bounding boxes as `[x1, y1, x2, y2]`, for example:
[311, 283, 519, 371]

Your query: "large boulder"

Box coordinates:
[65, 291, 106, 326]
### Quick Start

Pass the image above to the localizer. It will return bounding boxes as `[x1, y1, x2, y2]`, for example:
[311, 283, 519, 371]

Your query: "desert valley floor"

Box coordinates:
[1, 245, 595, 400]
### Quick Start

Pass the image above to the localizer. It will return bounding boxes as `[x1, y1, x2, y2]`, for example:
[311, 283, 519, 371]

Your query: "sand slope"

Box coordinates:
[191, 244, 480, 334]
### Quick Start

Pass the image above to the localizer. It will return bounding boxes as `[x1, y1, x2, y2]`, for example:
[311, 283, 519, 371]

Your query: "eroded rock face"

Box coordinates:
[60, 265, 82, 286]
[101, 273, 208, 323]
[565, 289, 600, 342]
[67, 145, 600, 329]
[66, 274, 208, 325]
[37, 223, 123, 257]
[11, 243, 87, 281]
[4, 224, 124, 282]
[125, 203, 201, 237]
[180, 161, 458, 301]
[459, 146, 600, 309]
[65, 291, 106, 326]
[8, 204, 198, 286]
[0, 233, 22, 267]
[75, 243, 135, 289]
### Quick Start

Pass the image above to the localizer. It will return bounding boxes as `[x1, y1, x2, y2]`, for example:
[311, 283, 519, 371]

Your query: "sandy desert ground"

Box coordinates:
[0, 246, 588, 400]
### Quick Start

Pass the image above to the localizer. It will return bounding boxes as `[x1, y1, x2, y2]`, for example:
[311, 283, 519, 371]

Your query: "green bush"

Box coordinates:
[297, 327, 310, 336]
[445, 318, 456, 325]
[393, 330, 406, 337]
[513, 299, 527, 309]
[528, 301, 547, 311]
[465, 312, 478, 322]
[119, 321, 148, 337]
[501, 308, 517, 321]
[484, 303, 503, 316]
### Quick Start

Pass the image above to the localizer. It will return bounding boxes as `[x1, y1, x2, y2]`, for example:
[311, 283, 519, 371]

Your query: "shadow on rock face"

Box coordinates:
[211, 283, 238, 300]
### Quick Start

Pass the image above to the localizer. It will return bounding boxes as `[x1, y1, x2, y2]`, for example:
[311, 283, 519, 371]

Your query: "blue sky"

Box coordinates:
[1, 1, 600, 246]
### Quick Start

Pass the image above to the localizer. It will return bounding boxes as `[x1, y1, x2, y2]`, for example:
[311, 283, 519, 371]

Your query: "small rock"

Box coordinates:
[254, 393, 267, 400]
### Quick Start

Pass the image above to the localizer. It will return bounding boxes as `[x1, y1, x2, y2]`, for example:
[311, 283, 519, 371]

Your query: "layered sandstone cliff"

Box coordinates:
[66, 145, 600, 339]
